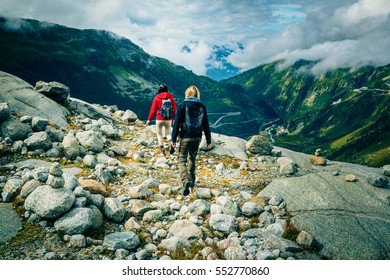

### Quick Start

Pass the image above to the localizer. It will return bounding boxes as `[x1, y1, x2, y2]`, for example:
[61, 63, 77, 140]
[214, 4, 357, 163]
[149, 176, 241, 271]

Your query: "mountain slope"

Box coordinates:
[224, 60, 390, 167]
[0, 16, 276, 137]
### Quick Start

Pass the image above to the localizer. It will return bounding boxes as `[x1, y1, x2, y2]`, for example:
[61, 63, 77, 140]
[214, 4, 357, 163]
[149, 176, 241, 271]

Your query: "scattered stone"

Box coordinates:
[103, 197, 126, 223]
[246, 135, 272, 155]
[157, 236, 191, 252]
[383, 165, 390, 176]
[366, 173, 389, 188]
[2, 178, 23, 202]
[124, 217, 141, 231]
[76, 130, 104, 153]
[345, 174, 357, 182]
[121, 110, 138, 123]
[277, 157, 297, 175]
[169, 220, 203, 242]
[142, 210, 162, 222]
[296, 231, 314, 249]
[241, 202, 262, 217]
[189, 199, 211, 216]
[83, 155, 98, 168]
[35, 81, 70, 104]
[20, 179, 43, 199]
[221, 199, 240, 217]
[103, 231, 140, 251]
[314, 149, 322, 156]
[209, 214, 238, 235]
[31, 117, 48, 132]
[309, 155, 327, 166]
[196, 188, 212, 199]
[69, 234, 87, 248]
[62, 132, 80, 160]
[79, 179, 109, 196]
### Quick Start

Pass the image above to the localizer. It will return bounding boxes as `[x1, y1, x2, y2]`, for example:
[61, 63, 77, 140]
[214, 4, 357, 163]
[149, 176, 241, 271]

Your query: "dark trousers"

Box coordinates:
[178, 137, 201, 185]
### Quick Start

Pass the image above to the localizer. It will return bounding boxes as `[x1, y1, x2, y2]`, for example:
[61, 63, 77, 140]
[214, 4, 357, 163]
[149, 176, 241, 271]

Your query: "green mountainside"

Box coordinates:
[0, 16, 276, 137]
[224, 61, 390, 167]
[1, 17, 389, 166]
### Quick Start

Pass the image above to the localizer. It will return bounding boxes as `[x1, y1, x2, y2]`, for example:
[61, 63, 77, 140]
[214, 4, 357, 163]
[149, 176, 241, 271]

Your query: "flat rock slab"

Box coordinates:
[260, 171, 390, 259]
[0, 203, 22, 244]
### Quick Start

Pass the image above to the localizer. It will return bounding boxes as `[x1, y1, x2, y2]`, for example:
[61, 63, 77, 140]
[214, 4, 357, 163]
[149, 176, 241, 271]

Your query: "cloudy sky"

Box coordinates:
[1, 0, 390, 80]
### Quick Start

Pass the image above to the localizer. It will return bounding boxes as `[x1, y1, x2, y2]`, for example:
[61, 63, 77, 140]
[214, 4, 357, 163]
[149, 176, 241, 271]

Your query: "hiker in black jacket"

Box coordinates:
[170, 85, 211, 196]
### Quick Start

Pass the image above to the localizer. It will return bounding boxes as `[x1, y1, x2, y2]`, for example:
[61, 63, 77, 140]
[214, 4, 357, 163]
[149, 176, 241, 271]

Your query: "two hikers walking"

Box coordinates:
[147, 84, 211, 196]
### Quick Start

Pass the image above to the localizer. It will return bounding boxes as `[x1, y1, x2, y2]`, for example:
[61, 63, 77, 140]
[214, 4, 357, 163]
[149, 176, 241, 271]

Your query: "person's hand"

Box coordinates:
[207, 144, 212, 150]
[146, 120, 150, 125]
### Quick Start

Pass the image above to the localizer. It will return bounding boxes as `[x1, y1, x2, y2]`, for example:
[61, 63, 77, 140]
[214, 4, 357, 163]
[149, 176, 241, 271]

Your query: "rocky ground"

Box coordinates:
[0, 105, 323, 260]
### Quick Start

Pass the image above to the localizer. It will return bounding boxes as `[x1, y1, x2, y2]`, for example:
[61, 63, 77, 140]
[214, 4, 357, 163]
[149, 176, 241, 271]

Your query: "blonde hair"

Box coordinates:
[185, 85, 200, 99]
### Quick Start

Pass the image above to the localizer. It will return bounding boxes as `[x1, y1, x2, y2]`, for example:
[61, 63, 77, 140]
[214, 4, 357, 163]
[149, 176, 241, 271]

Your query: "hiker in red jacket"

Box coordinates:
[146, 84, 177, 154]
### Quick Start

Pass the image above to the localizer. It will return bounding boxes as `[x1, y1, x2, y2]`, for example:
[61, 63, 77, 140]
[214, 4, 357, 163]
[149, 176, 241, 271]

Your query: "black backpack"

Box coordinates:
[183, 105, 204, 136]
[160, 98, 173, 119]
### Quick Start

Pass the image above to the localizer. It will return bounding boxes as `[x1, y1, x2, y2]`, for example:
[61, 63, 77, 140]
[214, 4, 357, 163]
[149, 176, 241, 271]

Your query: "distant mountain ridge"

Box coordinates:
[1, 16, 389, 166]
[224, 60, 390, 167]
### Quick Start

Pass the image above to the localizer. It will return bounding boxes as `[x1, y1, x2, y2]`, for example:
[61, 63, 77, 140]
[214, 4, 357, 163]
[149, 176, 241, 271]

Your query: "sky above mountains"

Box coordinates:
[1, 0, 390, 80]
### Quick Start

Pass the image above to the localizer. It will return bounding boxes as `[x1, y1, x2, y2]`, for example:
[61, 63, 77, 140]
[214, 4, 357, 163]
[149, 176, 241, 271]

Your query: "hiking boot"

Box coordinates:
[169, 143, 175, 155]
[183, 181, 192, 196]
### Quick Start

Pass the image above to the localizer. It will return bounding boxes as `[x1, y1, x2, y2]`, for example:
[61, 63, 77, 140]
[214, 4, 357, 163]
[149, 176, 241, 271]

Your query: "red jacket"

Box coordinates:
[147, 92, 177, 121]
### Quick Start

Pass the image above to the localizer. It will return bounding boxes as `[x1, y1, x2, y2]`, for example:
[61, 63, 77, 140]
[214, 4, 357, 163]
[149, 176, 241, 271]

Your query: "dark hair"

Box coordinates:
[158, 84, 168, 93]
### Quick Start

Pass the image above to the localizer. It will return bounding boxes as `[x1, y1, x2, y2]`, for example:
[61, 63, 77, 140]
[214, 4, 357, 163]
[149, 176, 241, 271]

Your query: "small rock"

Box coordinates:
[296, 231, 314, 249]
[309, 156, 327, 166]
[345, 174, 357, 182]
[103, 231, 140, 251]
[366, 173, 389, 188]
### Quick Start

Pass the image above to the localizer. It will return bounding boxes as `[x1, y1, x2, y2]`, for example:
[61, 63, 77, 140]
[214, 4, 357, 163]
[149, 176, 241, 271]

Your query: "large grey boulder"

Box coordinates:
[0, 71, 68, 127]
[0, 117, 32, 141]
[54, 207, 94, 235]
[24, 185, 75, 219]
[76, 130, 104, 153]
[260, 170, 390, 259]
[24, 131, 52, 151]
[35, 81, 70, 105]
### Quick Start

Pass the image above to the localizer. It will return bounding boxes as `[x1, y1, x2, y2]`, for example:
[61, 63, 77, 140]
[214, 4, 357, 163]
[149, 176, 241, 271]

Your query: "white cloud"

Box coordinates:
[1, 0, 390, 77]
[228, 0, 390, 75]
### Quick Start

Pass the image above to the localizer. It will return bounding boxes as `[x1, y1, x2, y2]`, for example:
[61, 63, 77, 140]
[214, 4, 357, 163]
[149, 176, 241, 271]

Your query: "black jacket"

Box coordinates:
[171, 99, 211, 145]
